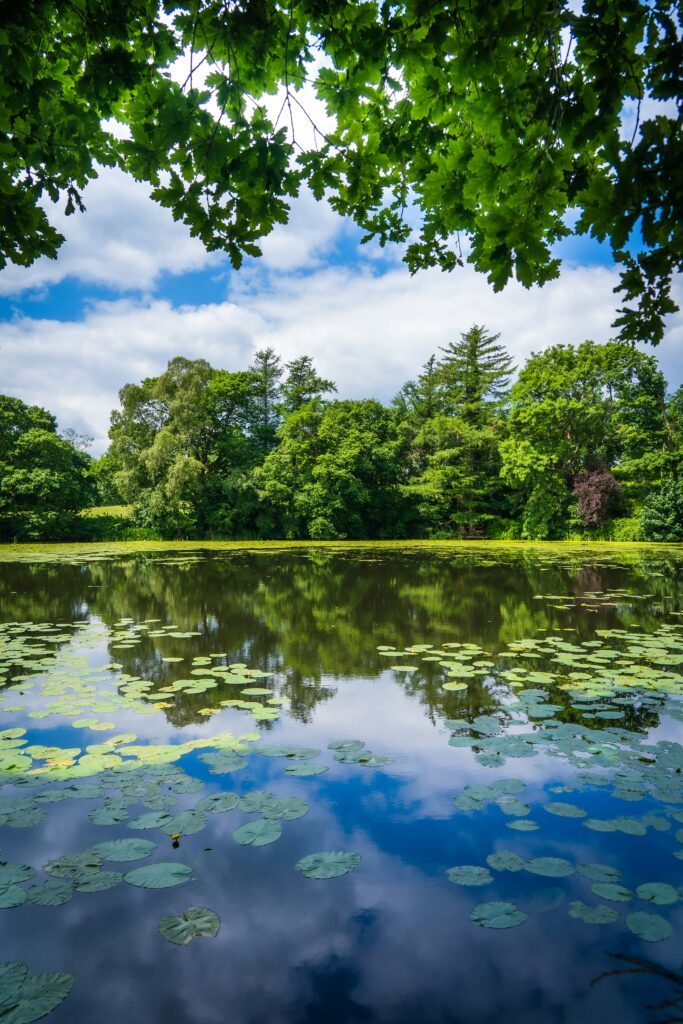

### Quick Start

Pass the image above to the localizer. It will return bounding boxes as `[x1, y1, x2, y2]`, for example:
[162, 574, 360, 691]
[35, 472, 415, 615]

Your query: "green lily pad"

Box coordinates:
[283, 763, 328, 777]
[591, 882, 633, 902]
[569, 900, 619, 924]
[123, 862, 194, 889]
[158, 906, 220, 945]
[486, 851, 525, 873]
[636, 882, 679, 906]
[447, 865, 493, 887]
[159, 810, 207, 837]
[470, 901, 527, 929]
[0, 965, 73, 1023]
[626, 910, 673, 942]
[75, 870, 123, 893]
[26, 881, 74, 907]
[0, 963, 28, 1010]
[543, 802, 587, 818]
[576, 863, 620, 883]
[44, 852, 101, 880]
[0, 885, 26, 909]
[296, 851, 361, 879]
[89, 839, 156, 863]
[196, 792, 239, 814]
[0, 865, 34, 886]
[232, 818, 282, 847]
[525, 857, 574, 878]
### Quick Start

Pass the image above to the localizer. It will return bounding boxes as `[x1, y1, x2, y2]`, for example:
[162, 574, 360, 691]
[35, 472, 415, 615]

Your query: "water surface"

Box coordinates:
[0, 542, 682, 1024]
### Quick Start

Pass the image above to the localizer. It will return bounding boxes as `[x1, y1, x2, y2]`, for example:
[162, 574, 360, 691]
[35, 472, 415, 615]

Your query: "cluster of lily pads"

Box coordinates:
[377, 606, 683, 943]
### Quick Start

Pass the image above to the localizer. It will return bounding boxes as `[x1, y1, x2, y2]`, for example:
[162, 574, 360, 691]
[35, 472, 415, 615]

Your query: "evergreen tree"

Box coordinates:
[249, 348, 283, 452]
[437, 325, 515, 421]
[393, 355, 443, 425]
[280, 356, 336, 415]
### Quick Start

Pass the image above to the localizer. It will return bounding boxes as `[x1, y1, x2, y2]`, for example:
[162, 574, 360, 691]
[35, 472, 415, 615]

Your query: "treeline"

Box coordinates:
[2, 327, 683, 543]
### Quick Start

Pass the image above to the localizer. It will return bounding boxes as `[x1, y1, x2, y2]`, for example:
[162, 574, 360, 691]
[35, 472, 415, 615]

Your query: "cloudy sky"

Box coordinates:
[1, 148, 681, 455]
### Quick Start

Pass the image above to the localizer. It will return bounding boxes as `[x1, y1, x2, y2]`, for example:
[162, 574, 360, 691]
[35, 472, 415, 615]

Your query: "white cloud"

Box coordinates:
[0, 166, 222, 296]
[1, 262, 681, 454]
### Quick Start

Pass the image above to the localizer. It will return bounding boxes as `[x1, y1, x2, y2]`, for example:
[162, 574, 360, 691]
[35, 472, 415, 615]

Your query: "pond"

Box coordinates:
[0, 541, 682, 1024]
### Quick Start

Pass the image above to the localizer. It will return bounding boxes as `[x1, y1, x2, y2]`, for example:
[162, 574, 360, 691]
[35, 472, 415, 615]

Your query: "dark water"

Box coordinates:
[1, 543, 683, 1024]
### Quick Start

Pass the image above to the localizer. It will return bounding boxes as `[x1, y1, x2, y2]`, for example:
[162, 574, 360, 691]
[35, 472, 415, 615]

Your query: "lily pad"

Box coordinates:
[123, 862, 194, 889]
[283, 763, 328, 777]
[626, 910, 673, 942]
[569, 900, 619, 924]
[75, 871, 123, 893]
[543, 802, 587, 818]
[0, 885, 26, 909]
[296, 851, 361, 879]
[486, 851, 526, 873]
[470, 901, 527, 929]
[232, 819, 282, 847]
[591, 882, 633, 902]
[525, 857, 574, 878]
[636, 882, 679, 906]
[158, 906, 220, 946]
[0, 965, 73, 1023]
[89, 838, 156, 863]
[26, 881, 73, 907]
[447, 865, 493, 887]
[196, 792, 240, 814]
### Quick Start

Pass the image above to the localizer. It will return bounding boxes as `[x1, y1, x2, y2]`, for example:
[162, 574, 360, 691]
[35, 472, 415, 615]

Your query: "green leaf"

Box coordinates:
[158, 906, 220, 945]
[232, 818, 281, 847]
[123, 862, 194, 889]
[626, 911, 673, 943]
[470, 901, 527, 929]
[296, 851, 360, 879]
[89, 838, 156, 863]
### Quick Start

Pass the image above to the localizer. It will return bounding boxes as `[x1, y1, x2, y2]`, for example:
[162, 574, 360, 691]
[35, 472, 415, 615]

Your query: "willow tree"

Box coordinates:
[2, 1, 680, 342]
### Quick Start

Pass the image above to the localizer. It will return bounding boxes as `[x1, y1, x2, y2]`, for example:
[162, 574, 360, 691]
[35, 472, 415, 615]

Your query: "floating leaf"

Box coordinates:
[0, 967, 74, 1023]
[543, 802, 587, 818]
[486, 851, 525, 873]
[636, 882, 679, 906]
[158, 907, 220, 946]
[283, 764, 328, 777]
[196, 792, 239, 814]
[447, 865, 493, 887]
[0, 865, 34, 886]
[569, 901, 619, 924]
[470, 901, 527, 929]
[296, 851, 360, 879]
[0, 885, 26, 909]
[123, 862, 194, 889]
[626, 911, 673, 942]
[90, 839, 156, 863]
[525, 857, 574, 878]
[591, 883, 632, 902]
[26, 881, 74, 907]
[576, 863, 620, 884]
[232, 819, 281, 847]
[75, 871, 123, 893]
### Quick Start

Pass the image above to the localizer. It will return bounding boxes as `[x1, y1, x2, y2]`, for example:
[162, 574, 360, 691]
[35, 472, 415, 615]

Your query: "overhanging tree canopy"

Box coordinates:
[1, 0, 680, 342]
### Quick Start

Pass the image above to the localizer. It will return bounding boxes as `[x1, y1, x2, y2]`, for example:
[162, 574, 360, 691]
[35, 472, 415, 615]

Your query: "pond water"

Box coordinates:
[0, 542, 682, 1024]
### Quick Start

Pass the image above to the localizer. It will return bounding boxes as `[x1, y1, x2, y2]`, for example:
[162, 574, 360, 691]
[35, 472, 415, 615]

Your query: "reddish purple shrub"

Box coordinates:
[572, 468, 623, 527]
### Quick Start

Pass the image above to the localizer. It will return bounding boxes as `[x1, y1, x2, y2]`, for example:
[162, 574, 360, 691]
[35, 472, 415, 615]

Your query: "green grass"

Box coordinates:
[80, 505, 133, 519]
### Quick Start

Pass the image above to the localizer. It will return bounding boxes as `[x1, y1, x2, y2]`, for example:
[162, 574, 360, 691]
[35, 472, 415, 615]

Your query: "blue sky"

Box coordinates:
[0, 164, 681, 455]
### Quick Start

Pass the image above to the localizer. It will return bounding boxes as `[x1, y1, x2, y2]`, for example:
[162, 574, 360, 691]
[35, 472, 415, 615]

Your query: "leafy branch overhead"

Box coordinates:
[1, 0, 681, 342]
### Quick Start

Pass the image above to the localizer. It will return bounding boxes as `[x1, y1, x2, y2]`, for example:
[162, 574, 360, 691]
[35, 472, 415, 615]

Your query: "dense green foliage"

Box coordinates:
[2, 330, 681, 543]
[0, 396, 93, 540]
[1, 1, 680, 343]
[91, 328, 682, 542]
